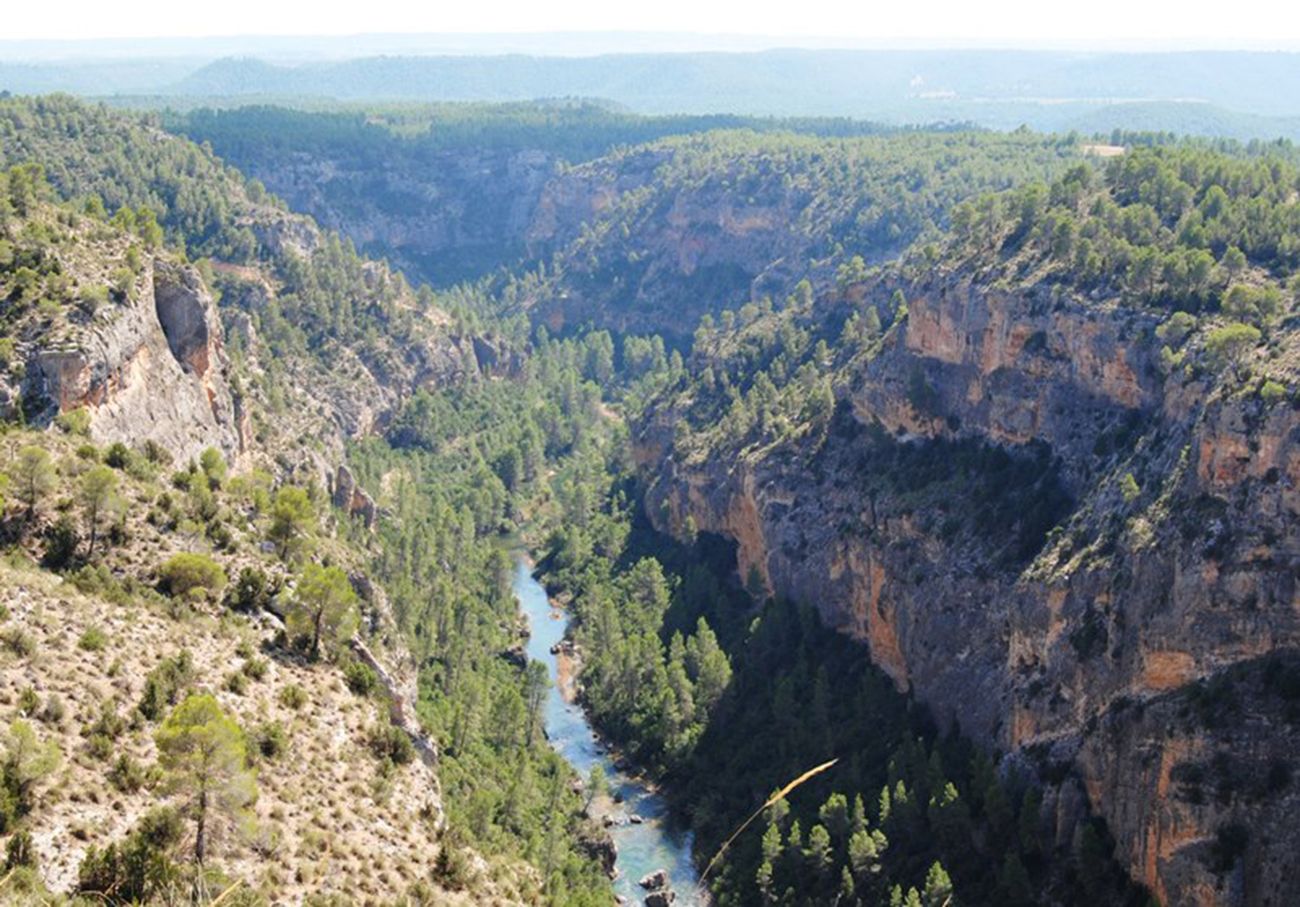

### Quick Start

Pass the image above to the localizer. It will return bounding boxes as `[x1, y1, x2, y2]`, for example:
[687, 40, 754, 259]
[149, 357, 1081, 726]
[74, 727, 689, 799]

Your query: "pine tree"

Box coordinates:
[78, 465, 119, 559]
[154, 695, 256, 879]
[999, 851, 1033, 905]
[922, 861, 953, 906]
[13, 446, 55, 520]
[268, 485, 315, 560]
[288, 563, 359, 659]
[2, 719, 61, 817]
[819, 792, 850, 842]
[806, 823, 833, 880]
[851, 793, 868, 835]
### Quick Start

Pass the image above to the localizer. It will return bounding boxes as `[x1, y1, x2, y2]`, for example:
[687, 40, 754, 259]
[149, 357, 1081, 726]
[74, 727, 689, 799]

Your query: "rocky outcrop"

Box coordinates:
[639, 869, 669, 890]
[26, 258, 243, 463]
[350, 637, 445, 831]
[332, 464, 378, 528]
[211, 255, 479, 463]
[576, 823, 618, 878]
[638, 273, 1300, 906]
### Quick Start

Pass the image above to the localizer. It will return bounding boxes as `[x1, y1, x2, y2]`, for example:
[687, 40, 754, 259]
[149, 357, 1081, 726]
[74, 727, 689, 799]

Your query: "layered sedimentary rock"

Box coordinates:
[637, 275, 1300, 906]
[27, 258, 244, 464]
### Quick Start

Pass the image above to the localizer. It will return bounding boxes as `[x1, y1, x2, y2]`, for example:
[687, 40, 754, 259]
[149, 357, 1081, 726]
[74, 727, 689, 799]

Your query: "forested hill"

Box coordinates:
[0, 95, 620, 904]
[167, 103, 907, 285]
[630, 141, 1300, 906]
[171, 104, 1084, 333]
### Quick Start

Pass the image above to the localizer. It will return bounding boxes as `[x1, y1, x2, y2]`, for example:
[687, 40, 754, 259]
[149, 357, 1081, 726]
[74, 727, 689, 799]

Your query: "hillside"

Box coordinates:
[4, 91, 1300, 907]
[0, 100, 613, 904]
[174, 107, 1085, 339]
[169, 104, 899, 286]
[630, 143, 1300, 906]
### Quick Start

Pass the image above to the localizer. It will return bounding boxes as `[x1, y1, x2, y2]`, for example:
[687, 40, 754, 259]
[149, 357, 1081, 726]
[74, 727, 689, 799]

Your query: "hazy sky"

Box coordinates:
[4, 0, 1298, 48]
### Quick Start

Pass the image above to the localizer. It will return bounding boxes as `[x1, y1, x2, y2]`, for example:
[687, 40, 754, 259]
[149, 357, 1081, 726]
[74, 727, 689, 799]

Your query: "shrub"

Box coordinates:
[140, 440, 172, 467]
[1, 720, 61, 825]
[137, 651, 194, 722]
[41, 517, 79, 570]
[242, 657, 269, 682]
[1, 626, 35, 658]
[158, 553, 227, 599]
[344, 661, 379, 697]
[253, 721, 287, 761]
[107, 753, 146, 793]
[4, 829, 35, 871]
[41, 694, 65, 725]
[1204, 322, 1261, 375]
[56, 408, 91, 436]
[224, 672, 248, 695]
[78, 284, 109, 317]
[369, 723, 415, 766]
[76, 807, 182, 902]
[86, 733, 114, 762]
[431, 841, 472, 891]
[226, 566, 273, 612]
[103, 442, 133, 470]
[78, 625, 108, 651]
[70, 565, 133, 605]
[1259, 380, 1288, 404]
[278, 684, 308, 711]
[207, 522, 235, 552]
[1119, 473, 1140, 504]
[16, 687, 39, 716]
[199, 447, 227, 488]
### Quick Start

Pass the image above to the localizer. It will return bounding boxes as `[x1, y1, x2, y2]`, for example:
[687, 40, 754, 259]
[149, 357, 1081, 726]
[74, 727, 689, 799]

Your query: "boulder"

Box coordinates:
[575, 824, 618, 879]
[638, 869, 667, 890]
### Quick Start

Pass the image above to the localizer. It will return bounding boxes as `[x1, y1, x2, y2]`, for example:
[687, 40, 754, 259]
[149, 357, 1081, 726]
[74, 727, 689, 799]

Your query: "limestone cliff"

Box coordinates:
[9, 251, 243, 465]
[637, 272, 1300, 906]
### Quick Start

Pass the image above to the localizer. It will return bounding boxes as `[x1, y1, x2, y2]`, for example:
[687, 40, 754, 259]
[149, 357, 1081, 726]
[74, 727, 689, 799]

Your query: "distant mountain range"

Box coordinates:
[3, 47, 1300, 139]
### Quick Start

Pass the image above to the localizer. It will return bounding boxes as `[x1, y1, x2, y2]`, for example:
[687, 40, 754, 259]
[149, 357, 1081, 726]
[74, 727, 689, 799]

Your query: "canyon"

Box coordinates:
[635, 269, 1300, 906]
[3, 94, 1298, 906]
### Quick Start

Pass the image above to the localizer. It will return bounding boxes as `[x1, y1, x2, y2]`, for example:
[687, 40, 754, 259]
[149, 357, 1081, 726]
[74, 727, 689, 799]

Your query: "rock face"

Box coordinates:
[521, 144, 854, 340]
[204, 144, 561, 286]
[210, 257, 482, 466]
[333, 464, 378, 528]
[637, 273, 1300, 906]
[27, 258, 243, 464]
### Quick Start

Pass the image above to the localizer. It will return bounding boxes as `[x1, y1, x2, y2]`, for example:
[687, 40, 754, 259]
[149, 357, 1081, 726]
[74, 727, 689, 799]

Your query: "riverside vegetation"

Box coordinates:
[0, 93, 1297, 906]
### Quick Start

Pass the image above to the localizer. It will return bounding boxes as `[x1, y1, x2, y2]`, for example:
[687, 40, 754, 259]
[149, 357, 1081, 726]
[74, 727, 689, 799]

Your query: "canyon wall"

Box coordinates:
[24, 258, 245, 464]
[637, 276, 1300, 906]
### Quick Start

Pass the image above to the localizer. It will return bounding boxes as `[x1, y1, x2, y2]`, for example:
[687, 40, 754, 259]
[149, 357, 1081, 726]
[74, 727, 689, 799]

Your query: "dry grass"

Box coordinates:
[0, 559, 520, 905]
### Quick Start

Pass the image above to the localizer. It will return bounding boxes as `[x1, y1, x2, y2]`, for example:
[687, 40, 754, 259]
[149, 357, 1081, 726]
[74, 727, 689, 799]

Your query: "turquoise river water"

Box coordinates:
[513, 556, 703, 905]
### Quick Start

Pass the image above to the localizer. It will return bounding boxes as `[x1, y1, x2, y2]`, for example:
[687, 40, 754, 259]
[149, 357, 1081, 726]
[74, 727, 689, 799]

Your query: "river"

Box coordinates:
[513, 556, 704, 906]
